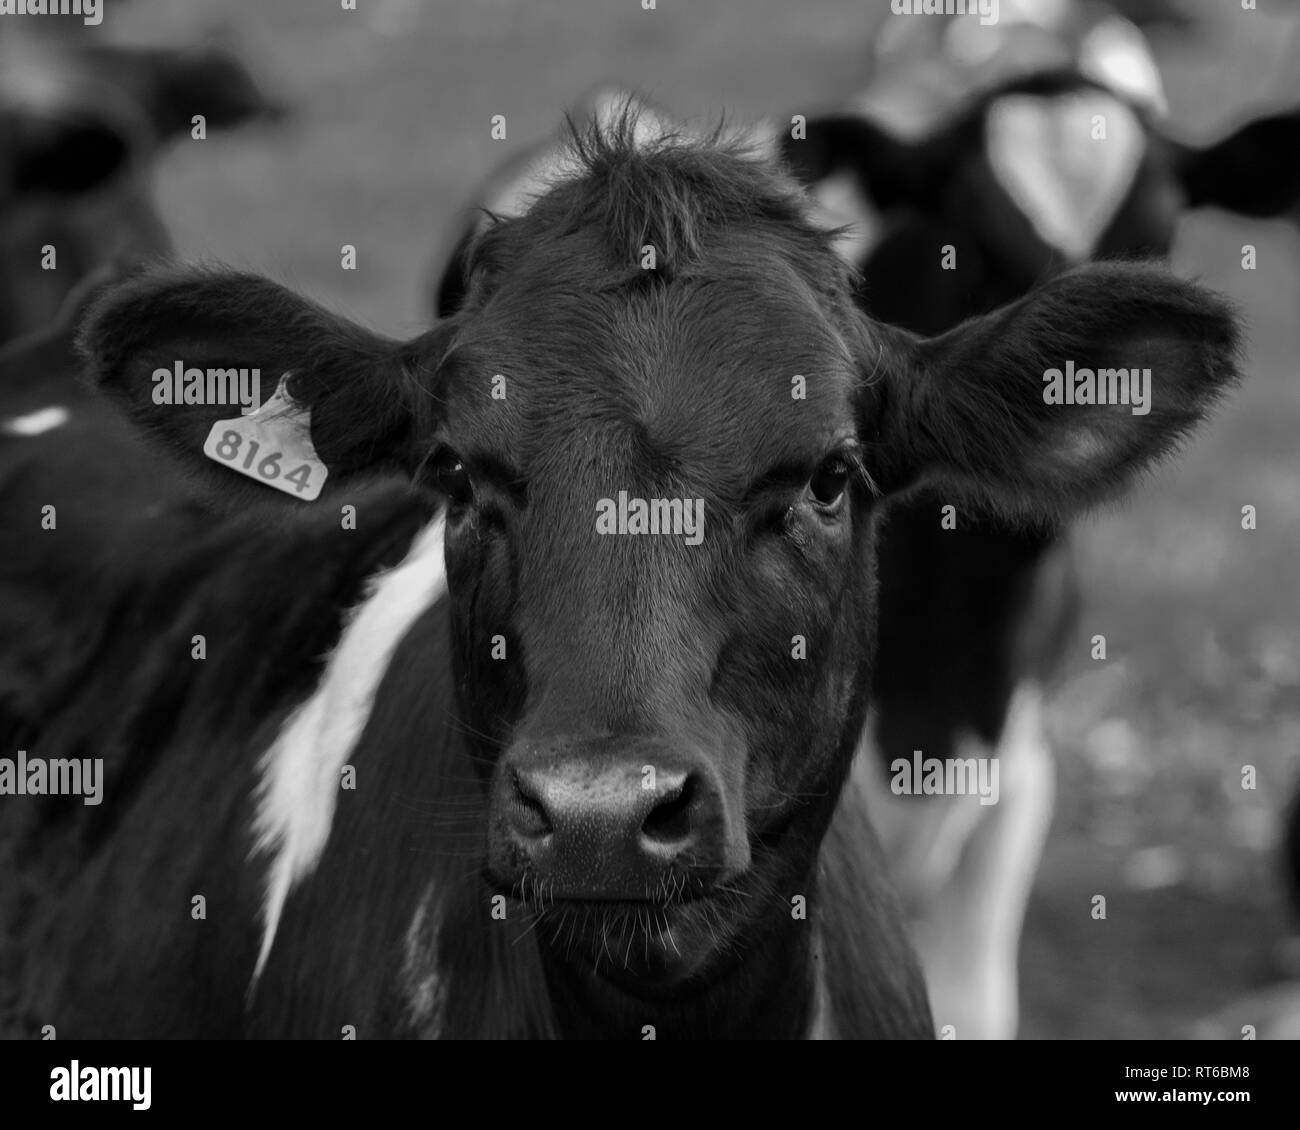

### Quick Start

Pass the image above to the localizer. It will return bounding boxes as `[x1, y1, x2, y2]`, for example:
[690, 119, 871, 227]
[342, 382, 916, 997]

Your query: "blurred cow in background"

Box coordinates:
[859, 0, 1171, 141]
[0, 30, 281, 348]
[782, 3, 1300, 1038]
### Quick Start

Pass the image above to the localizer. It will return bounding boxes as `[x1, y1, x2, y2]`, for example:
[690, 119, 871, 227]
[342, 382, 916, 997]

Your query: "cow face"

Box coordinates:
[79, 118, 1240, 1001]
[430, 165, 878, 990]
[785, 72, 1300, 335]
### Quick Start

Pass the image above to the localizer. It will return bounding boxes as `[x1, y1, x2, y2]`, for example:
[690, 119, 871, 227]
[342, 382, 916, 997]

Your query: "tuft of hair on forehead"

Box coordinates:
[537, 102, 833, 279]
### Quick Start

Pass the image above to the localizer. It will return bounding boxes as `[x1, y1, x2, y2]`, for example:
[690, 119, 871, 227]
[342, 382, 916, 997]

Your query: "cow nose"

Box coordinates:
[491, 744, 742, 899]
[513, 762, 694, 854]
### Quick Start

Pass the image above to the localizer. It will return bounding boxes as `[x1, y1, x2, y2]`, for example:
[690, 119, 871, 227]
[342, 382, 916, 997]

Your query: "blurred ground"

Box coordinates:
[61, 0, 1300, 1037]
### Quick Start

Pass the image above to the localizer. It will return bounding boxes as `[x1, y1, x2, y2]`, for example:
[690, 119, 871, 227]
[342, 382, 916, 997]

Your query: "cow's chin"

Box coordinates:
[529, 896, 734, 994]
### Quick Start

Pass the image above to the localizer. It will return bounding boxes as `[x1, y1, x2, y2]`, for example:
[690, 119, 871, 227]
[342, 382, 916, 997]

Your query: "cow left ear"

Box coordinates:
[1176, 108, 1300, 219]
[77, 267, 438, 508]
[858, 262, 1241, 522]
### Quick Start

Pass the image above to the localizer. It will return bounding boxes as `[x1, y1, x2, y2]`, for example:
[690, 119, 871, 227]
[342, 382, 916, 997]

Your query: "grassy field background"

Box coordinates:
[76, 0, 1300, 1037]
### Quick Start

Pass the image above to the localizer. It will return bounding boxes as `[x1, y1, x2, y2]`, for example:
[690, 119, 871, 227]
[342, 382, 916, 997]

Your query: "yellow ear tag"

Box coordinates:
[202, 373, 328, 501]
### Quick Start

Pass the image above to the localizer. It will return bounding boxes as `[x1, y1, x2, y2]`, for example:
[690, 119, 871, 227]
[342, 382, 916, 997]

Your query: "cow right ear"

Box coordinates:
[77, 267, 440, 509]
[856, 262, 1241, 523]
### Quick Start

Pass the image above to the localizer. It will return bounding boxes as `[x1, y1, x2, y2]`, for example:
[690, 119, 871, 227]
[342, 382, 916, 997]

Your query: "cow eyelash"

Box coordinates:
[753, 448, 860, 539]
[801, 446, 866, 517]
[806, 452, 854, 513]
[418, 447, 530, 517]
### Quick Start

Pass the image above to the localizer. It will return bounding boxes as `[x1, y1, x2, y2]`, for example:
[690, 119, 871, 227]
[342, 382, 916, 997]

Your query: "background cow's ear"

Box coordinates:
[12, 110, 132, 196]
[1175, 108, 1300, 219]
[77, 267, 434, 507]
[83, 42, 286, 142]
[779, 114, 934, 211]
[860, 263, 1241, 522]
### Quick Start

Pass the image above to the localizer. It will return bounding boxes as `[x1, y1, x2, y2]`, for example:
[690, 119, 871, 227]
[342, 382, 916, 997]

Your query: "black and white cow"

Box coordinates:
[858, 2, 1172, 143]
[437, 67, 1299, 1037]
[0, 32, 282, 347]
[779, 43, 1300, 1036]
[1, 115, 1241, 1038]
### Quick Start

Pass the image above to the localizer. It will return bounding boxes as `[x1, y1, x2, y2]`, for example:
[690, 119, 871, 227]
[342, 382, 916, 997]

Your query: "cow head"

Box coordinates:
[784, 71, 1300, 334]
[78, 112, 1240, 1030]
[0, 36, 282, 346]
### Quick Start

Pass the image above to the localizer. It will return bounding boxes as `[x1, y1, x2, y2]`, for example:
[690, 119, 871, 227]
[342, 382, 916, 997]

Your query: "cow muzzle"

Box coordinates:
[487, 738, 748, 901]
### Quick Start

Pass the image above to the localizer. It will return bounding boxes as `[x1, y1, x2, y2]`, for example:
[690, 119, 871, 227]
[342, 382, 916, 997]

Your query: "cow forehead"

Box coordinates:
[432, 277, 859, 491]
[985, 89, 1146, 262]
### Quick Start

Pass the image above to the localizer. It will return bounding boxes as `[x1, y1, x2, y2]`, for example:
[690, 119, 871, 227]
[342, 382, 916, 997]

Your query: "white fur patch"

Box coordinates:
[859, 684, 1055, 1040]
[857, 725, 989, 908]
[1, 406, 69, 436]
[1080, 17, 1168, 118]
[250, 516, 447, 984]
[986, 91, 1146, 261]
[810, 169, 882, 267]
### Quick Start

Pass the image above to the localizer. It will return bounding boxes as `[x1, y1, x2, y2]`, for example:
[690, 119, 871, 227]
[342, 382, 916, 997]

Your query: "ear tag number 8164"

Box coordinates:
[202, 372, 328, 501]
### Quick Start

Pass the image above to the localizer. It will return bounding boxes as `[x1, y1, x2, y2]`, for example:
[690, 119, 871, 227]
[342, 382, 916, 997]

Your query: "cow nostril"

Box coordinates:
[641, 776, 696, 846]
[511, 769, 552, 839]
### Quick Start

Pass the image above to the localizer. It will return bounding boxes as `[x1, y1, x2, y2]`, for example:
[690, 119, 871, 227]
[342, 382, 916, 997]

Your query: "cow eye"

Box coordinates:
[807, 454, 851, 510]
[427, 448, 474, 507]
